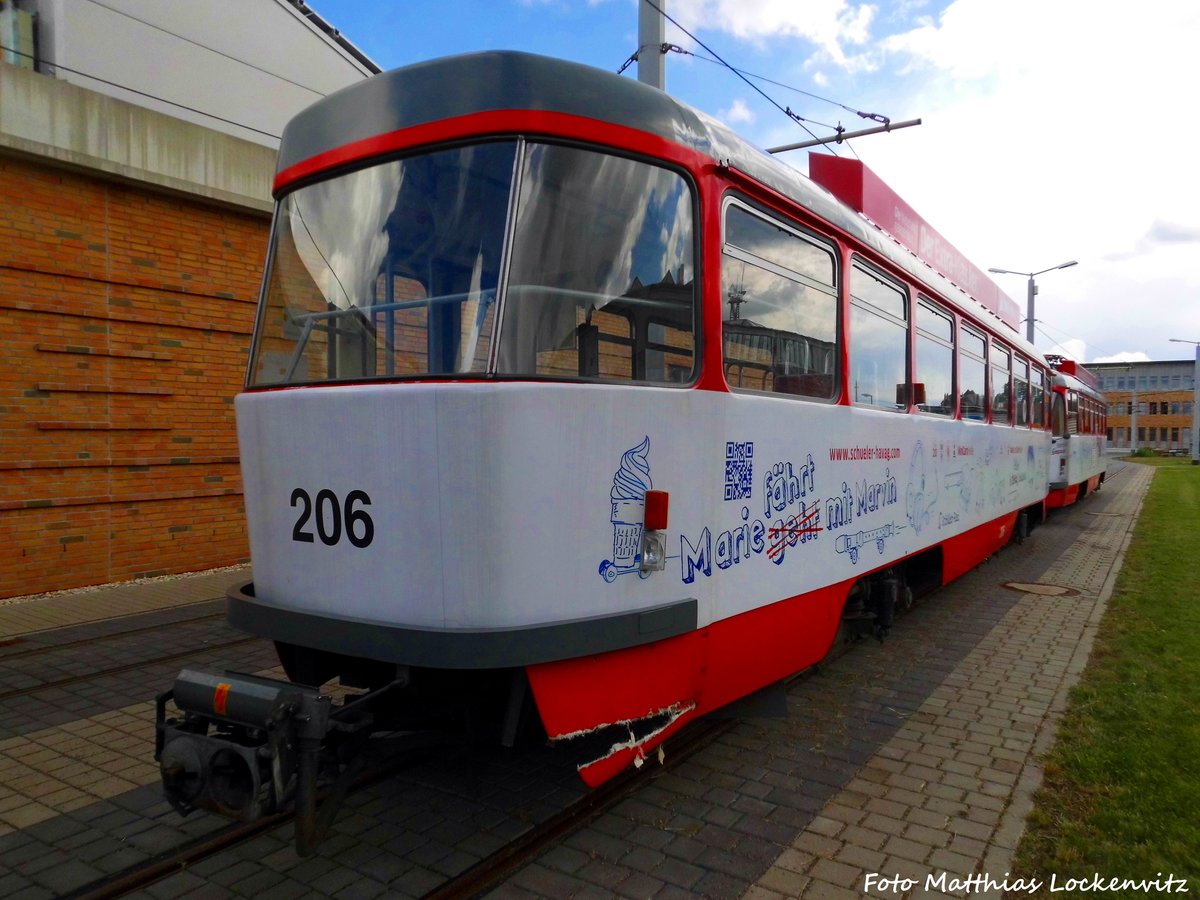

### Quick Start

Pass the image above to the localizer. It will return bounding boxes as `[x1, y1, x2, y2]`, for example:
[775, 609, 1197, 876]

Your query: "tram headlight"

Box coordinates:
[641, 530, 667, 573]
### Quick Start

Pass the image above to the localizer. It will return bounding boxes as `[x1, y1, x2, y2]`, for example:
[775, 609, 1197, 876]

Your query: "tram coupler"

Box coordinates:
[155, 669, 376, 854]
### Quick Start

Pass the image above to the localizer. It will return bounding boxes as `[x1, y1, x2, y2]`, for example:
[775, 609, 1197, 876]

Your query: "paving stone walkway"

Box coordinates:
[741, 462, 1152, 900]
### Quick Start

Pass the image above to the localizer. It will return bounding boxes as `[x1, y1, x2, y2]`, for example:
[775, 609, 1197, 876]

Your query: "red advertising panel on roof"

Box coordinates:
[1047, 356, 1099, 390]
[808, 154, 1021, 333]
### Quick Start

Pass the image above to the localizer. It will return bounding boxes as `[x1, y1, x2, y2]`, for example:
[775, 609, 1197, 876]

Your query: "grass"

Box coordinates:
[1013, 458, 1200, 889]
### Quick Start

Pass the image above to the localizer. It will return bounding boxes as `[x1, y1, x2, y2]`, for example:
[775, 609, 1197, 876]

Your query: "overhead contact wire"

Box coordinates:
[633, 0, 834, 153]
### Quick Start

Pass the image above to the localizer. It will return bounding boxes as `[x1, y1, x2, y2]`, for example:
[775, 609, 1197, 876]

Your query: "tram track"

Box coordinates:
[422, 716, 738, 900]
[59, 714, 738, 900]
[0, 634, 262, 702]
[0, 609, 225, 661]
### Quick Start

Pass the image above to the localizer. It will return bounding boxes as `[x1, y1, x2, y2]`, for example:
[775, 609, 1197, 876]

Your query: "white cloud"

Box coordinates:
[1048, 338, 1089, 364]
[721, 97, 755, 124]
[671, 0, 876, 68]
[1105, 221, 1200, 262]
[1093, 352, 1153, 364]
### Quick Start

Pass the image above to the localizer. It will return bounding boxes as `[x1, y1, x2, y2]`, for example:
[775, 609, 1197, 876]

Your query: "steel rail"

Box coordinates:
[0, 635, 261, 701]
[0, 610, 225, 660]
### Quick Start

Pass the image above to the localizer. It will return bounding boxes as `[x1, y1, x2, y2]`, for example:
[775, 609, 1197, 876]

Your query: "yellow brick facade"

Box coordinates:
[1092, 362, 1198, 453]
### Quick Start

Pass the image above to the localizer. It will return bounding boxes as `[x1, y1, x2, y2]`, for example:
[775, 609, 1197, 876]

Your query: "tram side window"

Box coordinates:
[1067, 390, 1080, 434]
[915, 299, 954, 415]
[1052, 392, 1068, 437]
[721, 204, 838, 399]
[1013, 357, 1030, 426]
[1031, 366, 1047, 428]
[959, 326, 987, 420]
[991, 343, 1012, 425]
[849, 262, 908, 410]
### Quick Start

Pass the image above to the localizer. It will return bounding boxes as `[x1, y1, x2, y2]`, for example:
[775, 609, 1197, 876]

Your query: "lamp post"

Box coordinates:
[1168, 339, 1200, 465]
[988, 261, 1078, 344]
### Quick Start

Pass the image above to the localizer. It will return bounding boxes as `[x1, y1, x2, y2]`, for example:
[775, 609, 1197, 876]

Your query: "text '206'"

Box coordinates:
[290, 488, 374, 548]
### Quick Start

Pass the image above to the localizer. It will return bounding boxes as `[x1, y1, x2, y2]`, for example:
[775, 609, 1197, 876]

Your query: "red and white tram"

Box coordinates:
[1046, 356, 1107, 507]
[157, 52, 1102, 825]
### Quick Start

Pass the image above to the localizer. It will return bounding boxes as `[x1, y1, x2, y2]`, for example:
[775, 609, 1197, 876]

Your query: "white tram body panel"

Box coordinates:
[240, 383, 1048, 638]
[1050, 430, 1105, 490]
[1048, 362, 1108, 507]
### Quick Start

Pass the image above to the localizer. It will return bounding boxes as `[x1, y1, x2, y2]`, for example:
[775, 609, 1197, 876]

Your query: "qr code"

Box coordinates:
[724, 441, 754, 501]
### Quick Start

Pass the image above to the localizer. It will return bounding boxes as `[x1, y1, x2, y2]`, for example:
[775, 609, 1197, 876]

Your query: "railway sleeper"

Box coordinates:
[155, 669, 398, 856]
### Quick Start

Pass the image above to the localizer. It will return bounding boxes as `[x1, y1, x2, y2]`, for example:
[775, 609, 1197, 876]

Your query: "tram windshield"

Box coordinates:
[249, 141, 696, 387]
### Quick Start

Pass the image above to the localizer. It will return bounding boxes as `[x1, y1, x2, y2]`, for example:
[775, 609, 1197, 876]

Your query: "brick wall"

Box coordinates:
[0, 154, 268, 598]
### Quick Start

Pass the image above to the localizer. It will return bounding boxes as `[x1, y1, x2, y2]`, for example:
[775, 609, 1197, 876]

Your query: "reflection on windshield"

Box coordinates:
[250, 143, 516, 385]
[248, 140, 696, 387]
[498, 144, 695, 381]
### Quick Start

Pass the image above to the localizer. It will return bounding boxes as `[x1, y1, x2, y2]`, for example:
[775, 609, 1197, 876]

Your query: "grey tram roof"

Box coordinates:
[277, 50, 1027, 349]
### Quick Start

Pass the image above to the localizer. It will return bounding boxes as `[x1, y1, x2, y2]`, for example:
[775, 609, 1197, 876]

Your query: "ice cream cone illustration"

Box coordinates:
[600, 436, 652, 582]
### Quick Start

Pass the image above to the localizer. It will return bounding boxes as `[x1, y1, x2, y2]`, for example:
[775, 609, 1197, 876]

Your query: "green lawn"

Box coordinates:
[1014, 459, 1200, 890]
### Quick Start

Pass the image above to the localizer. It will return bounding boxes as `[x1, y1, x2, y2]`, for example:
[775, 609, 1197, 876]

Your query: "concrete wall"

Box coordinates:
[0, 61, 277, 210]
[30, 0, 374, 147]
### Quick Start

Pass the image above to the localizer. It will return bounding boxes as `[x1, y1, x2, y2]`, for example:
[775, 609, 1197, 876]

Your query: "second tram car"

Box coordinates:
[157, 52, 1104, 825]
[1046, 356, 1108, 507]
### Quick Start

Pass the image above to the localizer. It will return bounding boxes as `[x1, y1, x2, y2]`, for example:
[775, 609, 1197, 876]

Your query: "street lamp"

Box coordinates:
[1168, 339, 1200, 465]
[988, 261, 1078, 344]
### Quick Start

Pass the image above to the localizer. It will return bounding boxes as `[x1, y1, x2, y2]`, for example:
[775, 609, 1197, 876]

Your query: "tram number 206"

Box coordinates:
[290, 488, 374, 548]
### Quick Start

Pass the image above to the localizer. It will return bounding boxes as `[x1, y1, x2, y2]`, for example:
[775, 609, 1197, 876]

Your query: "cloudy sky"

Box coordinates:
[309, 0, 1200, 364]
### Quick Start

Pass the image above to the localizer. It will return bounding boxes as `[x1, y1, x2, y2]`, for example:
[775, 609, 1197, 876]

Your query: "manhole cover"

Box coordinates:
[1003, 582, 1081, 597]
